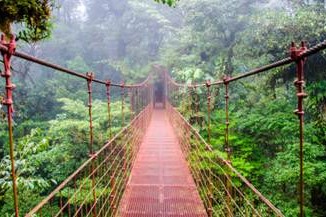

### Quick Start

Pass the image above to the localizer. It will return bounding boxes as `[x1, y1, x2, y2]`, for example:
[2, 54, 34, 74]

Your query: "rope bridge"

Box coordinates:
[1, 33, 326, 217]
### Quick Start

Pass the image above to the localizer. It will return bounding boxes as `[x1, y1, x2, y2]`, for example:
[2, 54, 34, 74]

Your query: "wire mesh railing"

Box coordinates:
[164, 40, 326, 217]
[2, 31, 326, 217]
[0, 33, 153, 216]
[25, 104, 152, 217]
[167, 102, 284, 217]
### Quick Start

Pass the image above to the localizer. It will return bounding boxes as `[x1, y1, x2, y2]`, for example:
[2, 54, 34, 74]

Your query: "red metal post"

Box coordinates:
[290, 41, 307, 217]
[106, 80, 112, 139]
[223, 76, 232, 217]
[194, 86, 199, 125]
[1, 35, 19, 217]
[121, 82, 125, 127]
[205, 80, 213, 217]
[87, 72, 95, 154]
[130, 88, 134, 120]
[135, 88, 139, 115]
[165, 72, 169, 105]
[86, 72, 97, 217]
[1, 33, 19, 217]
[205, 80, 211, 144]
[121, 82, 128, 189]
[223, 76, 231, 161]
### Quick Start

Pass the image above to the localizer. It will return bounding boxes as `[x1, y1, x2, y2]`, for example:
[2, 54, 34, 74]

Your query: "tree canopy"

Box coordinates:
[0, 0, 326, 216]
[0, 0, 54, 42]
[154, 0, 179, 6]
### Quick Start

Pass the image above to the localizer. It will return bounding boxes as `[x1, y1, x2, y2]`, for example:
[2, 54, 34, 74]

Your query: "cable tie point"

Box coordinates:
[294, 109, 304, 116]
[297, 92, 308, 98]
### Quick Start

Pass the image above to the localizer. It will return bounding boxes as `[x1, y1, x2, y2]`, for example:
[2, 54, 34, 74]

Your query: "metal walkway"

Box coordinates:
[118, 107, 207, 217]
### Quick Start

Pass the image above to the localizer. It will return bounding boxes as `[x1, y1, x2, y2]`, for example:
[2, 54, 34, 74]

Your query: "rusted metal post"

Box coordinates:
[86, 72, 97, 217]
[130, 88, 134, 120]
[205, 80, 213, 217]
[165, 72, 169, 105]
[205, 80, 211, 144]
[223, 76, 231, 162]
[1, 33, 19, 217]
[121, 82, 128, 189]
[106, 80, 112, 139]
[135, 88, 139, 115]
[194, 86, 199, 125]
[121, 82, 125, 127]
[190, 87, 194, 119]
[187, 86, 191, 120]
[87, 72, 95, 154]
[290, 41, 307, 217]
[223, 76, 232, 217]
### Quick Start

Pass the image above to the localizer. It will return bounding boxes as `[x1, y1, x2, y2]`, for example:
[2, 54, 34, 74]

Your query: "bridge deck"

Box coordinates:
[118, 108, 207, 217]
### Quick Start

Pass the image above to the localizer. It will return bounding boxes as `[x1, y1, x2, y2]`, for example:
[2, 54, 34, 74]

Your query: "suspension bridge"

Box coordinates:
[1, 34, 326, 217]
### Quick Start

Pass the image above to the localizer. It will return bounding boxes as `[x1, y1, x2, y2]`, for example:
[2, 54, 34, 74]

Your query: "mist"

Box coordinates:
[1, 0, 326, 216]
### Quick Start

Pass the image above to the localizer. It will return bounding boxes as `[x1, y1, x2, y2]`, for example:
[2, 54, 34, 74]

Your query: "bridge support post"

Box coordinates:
[86, 72, 97, 217]
[121, 83, 129, 196]
[106, 80, 112, 139]
[130, 88, 135, 120]
[194, 86, 200, 125]
[121, 82, 125, 127]
[0, 34, 19, 217]
[223, 76, 233, 217]
[205, 80, 214, 217]
[290, 42, 307, 217]
[205, 80, 211, 144]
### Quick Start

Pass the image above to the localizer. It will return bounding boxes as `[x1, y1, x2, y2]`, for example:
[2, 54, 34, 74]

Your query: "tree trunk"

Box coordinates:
[0, 20, 12, 41]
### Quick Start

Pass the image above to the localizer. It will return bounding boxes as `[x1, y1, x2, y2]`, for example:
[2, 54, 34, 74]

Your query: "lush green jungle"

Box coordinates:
[0, 0, 326, 216]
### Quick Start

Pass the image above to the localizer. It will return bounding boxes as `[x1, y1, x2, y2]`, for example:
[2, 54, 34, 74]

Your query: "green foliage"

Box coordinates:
[0, 0, 54, 41]
[264, 140, 326, 216]
[160, 0, 256, 81]
[0, 128, 50, 192]
[306, 81, 326, 148]
[1, 0, 326, 215]
[0, 95, 130, 214]
[0, 187, 55, 216]
[234, 6, 326, 84]
[61, 178, 110, 205]
[154, 0, 179, 7]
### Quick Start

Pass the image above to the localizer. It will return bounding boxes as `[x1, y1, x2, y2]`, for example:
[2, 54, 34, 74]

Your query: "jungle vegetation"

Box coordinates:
[0, 0, 325, 216]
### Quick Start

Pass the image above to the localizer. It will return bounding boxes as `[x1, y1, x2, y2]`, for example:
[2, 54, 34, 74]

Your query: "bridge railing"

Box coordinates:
[0, 33, 154, 216]
[167, 102, 284, 217]
[25, 104, 152, 217]
[165, 39, 326, 217]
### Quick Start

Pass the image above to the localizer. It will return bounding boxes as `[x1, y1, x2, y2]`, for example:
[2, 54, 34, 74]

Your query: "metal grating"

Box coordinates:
[118, 109, 207, 217]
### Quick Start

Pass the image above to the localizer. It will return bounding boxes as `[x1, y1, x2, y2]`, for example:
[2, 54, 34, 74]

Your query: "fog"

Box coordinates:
[13, 0, 181, 85]
[1, 0, 326, 216]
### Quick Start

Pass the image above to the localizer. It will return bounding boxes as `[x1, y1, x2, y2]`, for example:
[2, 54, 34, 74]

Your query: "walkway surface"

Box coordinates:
[118, 108, 207, 217]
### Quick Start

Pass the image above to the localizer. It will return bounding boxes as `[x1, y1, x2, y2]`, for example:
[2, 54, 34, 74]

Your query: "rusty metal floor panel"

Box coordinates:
[118, 109, 207, 217]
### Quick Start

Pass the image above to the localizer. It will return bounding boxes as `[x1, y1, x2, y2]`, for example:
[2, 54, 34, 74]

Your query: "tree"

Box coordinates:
[160, 0, 257, 82]
[0, 0, 54, 42]
[154, 0, 179, 6]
